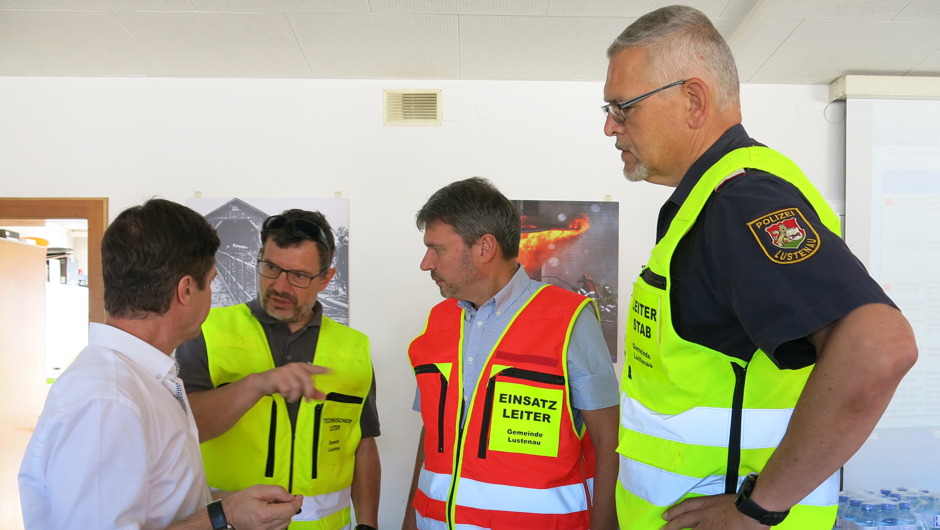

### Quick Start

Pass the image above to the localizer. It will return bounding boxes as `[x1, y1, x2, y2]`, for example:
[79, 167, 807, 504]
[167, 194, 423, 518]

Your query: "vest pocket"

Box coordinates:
[479, 368, 565, 459]
[414, 364, 448, 453]
[312, 392, 364, 480]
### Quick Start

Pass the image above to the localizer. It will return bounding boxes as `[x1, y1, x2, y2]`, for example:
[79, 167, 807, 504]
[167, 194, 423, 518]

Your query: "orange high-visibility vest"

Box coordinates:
[409, 285, 597, 530]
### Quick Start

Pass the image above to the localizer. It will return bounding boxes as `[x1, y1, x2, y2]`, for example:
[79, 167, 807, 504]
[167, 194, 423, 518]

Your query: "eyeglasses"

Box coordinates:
[601, 80, 687, 124]
[257, 259, 327, 289]
[262, 215, 332, 256]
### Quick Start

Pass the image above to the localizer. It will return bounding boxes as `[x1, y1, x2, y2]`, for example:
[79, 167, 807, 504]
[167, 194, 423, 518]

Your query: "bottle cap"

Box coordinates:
[850, 499, 862, 506]
[861, 503, 874, 510]
[840, 495, 850, 502]
[899, 502, 911, 509]
[882, 503, 895, 510]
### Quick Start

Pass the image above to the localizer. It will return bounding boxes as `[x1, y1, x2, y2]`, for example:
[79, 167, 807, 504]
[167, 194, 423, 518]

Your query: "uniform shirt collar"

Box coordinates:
[457, 264, 530, 317]
[656, 123, 761, 241]
[89, 322, 176, 380]
[248, 297, 323, 330]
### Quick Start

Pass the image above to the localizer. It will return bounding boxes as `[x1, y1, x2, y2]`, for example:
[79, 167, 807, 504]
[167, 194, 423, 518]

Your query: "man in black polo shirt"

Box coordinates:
[602, 6, 917, 530]
[177, 209, 380, 530]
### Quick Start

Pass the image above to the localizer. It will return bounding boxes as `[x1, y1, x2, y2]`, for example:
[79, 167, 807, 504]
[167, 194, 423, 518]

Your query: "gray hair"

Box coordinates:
[607, 5, 740, 112]
[416, 177, 521, 259]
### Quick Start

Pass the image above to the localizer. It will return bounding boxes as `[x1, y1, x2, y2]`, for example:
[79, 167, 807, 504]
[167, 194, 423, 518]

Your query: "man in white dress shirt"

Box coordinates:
[19, 199, 306, 530]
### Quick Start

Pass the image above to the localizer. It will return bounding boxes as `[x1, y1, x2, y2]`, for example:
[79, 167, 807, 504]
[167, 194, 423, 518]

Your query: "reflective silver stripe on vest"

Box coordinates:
[620, 393, 795, 449]
[618, 455, 839, 508]
[417, 466, 452, 502]
[418, 466, 588, 515]
[293, 487, 352, 522]
[455, 476, 588, 515]
[415, 511, 488, 530]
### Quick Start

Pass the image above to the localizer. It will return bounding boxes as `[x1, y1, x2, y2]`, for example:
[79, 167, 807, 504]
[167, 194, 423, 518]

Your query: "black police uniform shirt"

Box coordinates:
[176, 299, 381, 437]
[660, 124, 895, 370]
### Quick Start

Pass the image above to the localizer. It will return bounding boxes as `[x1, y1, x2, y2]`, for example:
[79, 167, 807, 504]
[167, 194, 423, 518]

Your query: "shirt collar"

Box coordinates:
[248, 298, 323, 330]
[457, 264, 531, 316]
[89, 323, 176, 380]
[656, 123, 761, 241]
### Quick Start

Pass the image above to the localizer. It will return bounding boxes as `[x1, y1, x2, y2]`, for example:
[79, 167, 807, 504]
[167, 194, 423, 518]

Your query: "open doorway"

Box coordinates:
[0, 198, 107, 530]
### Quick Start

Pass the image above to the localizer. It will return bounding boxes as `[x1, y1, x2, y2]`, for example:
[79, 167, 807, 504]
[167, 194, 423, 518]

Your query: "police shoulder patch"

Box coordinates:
[747, 208, 820, 264]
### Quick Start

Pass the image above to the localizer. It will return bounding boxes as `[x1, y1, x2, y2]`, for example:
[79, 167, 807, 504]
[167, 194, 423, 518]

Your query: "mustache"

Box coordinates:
[616, 142, 634, 154]
[430, 272, 443, 282]
[265, 288, 297, 304]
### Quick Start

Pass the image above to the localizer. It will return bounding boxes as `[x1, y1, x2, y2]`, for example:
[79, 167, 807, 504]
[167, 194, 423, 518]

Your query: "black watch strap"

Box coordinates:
[355, 525, 378, 530]
[736, 495, 790, 526]
[207, 500, 231, 530]
[734, 473, 790, 526]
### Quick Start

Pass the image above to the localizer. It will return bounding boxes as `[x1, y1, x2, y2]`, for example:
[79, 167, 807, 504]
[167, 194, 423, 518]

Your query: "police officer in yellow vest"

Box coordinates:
[177, 209, 381, 530]
[601, 6, 918, 530]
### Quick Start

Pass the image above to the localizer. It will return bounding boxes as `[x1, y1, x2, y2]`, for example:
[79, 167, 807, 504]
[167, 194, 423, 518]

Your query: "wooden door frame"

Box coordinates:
[0, 198, 108, 323]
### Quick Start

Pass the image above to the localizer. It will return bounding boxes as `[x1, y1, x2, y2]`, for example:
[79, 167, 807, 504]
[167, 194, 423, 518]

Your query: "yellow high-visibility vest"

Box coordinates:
[201, 304, 372, 530]
[617, 147, 841, 529]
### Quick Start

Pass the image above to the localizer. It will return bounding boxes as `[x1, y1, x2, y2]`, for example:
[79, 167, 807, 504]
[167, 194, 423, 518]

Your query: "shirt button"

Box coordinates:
[496, 311, 501, 316]
[156, 374, 162, 379]
[286, 355, 292, 360]
[468, 357, 474, 362]
[477, 321, 482, 326]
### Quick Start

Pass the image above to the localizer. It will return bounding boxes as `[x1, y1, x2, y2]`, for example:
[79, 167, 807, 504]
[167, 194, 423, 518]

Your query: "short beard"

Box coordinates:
[623, 162, 650, 183]
[260, 287, 317, 324]
[617, 143, 649, 183]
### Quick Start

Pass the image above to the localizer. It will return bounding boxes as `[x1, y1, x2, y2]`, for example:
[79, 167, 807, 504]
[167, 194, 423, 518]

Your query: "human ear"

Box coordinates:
[684, 78, 709, 129]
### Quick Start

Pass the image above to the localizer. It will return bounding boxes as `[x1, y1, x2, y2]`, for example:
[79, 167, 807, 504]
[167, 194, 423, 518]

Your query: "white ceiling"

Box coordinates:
[1, 0, 938, 83]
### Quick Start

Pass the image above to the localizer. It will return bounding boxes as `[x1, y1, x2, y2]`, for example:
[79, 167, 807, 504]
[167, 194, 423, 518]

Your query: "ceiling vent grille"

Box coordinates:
[384, 89, 442, 126]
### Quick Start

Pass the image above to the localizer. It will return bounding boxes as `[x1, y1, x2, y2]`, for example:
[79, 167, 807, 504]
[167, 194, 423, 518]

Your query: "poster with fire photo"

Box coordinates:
[514, 200, 619, 362]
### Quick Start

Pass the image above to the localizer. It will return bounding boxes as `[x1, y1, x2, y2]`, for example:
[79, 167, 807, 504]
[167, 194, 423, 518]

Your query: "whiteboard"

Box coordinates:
[844, 99, 940, 491]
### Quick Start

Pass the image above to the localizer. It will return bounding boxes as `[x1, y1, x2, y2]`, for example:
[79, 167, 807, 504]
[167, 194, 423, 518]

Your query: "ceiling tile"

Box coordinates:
[13, 0, 195, 9]
[190, 0, 369, 13]
[730, 18, 801, 82]
[369, 0, 547, 15]
[751, 20, 940, 84]
[908, 48, 940, 76]
[115, 11, 311, 77]
[720, 0, 756, 19]
[894, 0, 940, 21]
[289, 13, 458, 78]
[711, 17, 742, 39]
[460, 15, 631, 80]
[547, 0, 727, 18]
[0, 10, 165, 76]
[763, 0, 910, 21]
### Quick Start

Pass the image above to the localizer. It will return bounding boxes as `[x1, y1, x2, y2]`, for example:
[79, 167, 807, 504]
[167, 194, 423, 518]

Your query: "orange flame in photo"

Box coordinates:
[518, 214, 591, 273]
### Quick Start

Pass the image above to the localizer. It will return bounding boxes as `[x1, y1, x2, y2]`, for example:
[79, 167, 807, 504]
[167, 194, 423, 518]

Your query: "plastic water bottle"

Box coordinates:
[878, 502, 899, 529]
[857, 503, 878, 528]
[836, 495, 851, 529]
[845, 499, 864, 530]
[897, 502, 918, 530]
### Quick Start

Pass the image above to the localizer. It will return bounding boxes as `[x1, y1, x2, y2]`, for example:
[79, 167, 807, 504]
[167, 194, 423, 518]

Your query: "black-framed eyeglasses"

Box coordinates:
[601, 80, 687, 124]
[257, 259, 327, 289]
[262, 215, 332, 256]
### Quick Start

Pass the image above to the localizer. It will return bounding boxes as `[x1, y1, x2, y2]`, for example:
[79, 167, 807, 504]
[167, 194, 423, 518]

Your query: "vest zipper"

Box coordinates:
[477, 368, 566, 459]
[414, 364, 448, 453]
[446, 398, 466, 530]
[265, 399, 277, 478]
[725, 362, 747, 494]
[311, 403, 323, 480]
[324, 392, 365, 404]
[477, 376, 497, 458]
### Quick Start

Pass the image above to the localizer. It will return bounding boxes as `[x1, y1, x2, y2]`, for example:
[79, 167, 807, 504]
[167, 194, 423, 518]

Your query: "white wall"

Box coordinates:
[0, 77, 844, 527]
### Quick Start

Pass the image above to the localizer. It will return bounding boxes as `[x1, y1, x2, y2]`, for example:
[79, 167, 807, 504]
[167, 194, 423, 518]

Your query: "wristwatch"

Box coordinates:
[355, 525, 378, 530]
[734, 473, 790, 526]
[207, 500, 234, 530]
